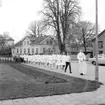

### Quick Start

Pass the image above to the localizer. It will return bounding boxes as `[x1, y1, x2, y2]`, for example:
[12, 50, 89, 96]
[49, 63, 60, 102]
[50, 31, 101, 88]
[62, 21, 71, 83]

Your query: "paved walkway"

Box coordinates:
[0, 62, 105, 105]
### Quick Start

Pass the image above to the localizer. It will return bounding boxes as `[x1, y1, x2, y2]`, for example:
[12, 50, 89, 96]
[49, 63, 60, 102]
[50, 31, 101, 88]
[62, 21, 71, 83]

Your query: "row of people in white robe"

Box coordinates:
[21, 55, 69, 70]
[21, 53, 87, 75]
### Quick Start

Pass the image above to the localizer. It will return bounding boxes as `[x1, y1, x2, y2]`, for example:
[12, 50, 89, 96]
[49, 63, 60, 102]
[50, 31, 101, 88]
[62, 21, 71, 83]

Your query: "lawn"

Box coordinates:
[0, 63, 103, 100]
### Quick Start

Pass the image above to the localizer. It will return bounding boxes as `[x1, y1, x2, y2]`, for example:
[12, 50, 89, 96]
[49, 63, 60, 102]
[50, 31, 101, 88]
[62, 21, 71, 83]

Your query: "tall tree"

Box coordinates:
[26, 20, 44, 37]
[3, 32, 10, 39]
[73, 21, 96, 54]
[41, 0, 81, 54]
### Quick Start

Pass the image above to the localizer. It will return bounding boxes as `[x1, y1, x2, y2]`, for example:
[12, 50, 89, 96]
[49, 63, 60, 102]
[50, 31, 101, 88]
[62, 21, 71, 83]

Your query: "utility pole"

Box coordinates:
[0, 0, 2, 7]
[95, 0, 99, 81]
[82, 28, 86, 54]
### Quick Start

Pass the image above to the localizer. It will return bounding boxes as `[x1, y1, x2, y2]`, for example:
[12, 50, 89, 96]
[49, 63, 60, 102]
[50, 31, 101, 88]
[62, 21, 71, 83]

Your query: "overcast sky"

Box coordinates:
[0, 0, 105, 42]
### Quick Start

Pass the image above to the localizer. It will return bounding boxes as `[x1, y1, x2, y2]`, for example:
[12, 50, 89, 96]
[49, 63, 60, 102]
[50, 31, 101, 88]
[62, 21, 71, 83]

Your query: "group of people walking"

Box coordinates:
[64, 50, 87, 75]
[21, 49, 87, 76]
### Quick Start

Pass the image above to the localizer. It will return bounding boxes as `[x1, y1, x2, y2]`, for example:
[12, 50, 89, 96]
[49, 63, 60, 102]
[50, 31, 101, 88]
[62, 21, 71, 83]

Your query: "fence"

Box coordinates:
[0, 57, 14, 63]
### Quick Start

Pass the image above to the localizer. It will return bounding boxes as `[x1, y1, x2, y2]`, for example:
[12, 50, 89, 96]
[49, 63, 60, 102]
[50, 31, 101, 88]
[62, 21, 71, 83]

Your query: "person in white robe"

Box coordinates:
[77, 50, 87, 75]
[61, 53, 66, 70]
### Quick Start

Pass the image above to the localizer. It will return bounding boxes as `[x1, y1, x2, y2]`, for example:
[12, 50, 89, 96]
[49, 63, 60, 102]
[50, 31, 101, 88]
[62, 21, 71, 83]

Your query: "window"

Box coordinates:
[28, 48, 30, 54]
[48, 48, 50, 52]
[24, 49, 26, 54]
[99, 51, 103, 54]
[32, 48, 34, 54]
[36, 48, 38, 54]
[98, 41, 103, 49]
[17, 48, 19, 53]
[43, 48, 46, 53]
[20, 49, 22, 54]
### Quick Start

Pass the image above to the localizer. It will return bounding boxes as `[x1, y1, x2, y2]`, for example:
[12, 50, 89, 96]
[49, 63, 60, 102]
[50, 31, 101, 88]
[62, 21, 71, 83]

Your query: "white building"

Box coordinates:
[12, 35, 59, 56]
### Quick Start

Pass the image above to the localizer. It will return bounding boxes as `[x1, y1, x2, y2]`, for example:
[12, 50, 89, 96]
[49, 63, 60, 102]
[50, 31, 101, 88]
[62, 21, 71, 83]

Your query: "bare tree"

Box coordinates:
[3, 32, 10, 39]
[0, 32, 13, 56]
[41, 0, 81, 54]
[26, 20, 44, 37]
[0, 35, 7, 49]
[0, 32, 12, 48]
[73, 21, 96, 54]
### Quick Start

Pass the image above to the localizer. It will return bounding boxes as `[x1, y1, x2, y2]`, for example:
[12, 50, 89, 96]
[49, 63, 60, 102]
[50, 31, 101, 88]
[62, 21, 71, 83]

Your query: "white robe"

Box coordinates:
[77, 52, 87, 74]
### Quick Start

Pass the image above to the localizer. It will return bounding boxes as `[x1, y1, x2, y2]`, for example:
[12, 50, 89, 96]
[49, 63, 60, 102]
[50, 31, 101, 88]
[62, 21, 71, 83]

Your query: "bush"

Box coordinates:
[13, 56, 25, 63]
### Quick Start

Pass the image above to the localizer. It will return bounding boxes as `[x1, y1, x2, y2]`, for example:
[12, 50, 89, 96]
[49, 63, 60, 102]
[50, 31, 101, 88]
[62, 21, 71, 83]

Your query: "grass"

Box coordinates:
[9, 63, 67, 84]
[0, 63, 103, 100]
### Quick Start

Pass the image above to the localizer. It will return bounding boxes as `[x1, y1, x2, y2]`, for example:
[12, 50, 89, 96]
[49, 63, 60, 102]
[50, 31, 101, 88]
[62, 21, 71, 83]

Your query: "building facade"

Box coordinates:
[12, 36, 59, 56]
[93, 30, 105, 56]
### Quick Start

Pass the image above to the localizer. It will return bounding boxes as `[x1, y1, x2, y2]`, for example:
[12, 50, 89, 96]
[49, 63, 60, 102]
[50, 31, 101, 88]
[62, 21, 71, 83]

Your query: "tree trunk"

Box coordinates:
[61, 43, 66, 54]
[84, 45, 87, 54]
[82, 28, 87, 54]
[56, 30, 62, 54]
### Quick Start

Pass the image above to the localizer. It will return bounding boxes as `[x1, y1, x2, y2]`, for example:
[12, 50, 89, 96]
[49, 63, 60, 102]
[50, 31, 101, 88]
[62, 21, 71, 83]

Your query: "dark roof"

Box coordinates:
[31, 36, 49, 45]
[7, 38, 14, 41]
[14, 35, 50, 47]
[92, 29, 105, 42]
[14, 40, 23, 47]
